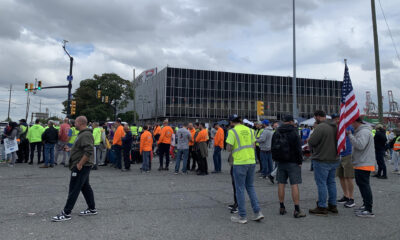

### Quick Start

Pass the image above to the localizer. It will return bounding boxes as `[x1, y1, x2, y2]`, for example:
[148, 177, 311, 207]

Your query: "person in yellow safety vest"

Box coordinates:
[226, 114, 264, 224]
[27, 119, 44, 165]
[17, 119, 30, 163]
[372, 129, 376, 137]
[138, 126, 143, 133]
[92, 122, 101, 170]
[391, 130, 400, 174]
[130, 123, 138, 137]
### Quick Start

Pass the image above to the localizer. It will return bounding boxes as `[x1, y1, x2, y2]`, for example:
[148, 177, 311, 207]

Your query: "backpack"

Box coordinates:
[271, 130, 291, 162]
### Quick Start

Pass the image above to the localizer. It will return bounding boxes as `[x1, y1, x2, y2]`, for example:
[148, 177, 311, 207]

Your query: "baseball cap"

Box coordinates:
[116, 118, 122, 123]
[262, 119, 270, 125]
[229, 114, 240, 122]
[330, 113, 339, 119]
[375, 124, 384, 129]
[355, 117, 366, 124]
[283, 115, 294, 122]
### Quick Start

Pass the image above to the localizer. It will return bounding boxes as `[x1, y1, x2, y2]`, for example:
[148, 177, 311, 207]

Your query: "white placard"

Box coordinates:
[4, 138, 18, 155]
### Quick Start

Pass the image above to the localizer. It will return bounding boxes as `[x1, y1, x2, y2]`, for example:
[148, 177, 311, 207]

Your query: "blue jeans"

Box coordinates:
[44, 143, 55, 166]
[233, 164, 261, 217]
[313, 160, 340, 208]
[142, 151, 151, 171]
[175, 149, 189, 173]
[112, 145, 122, 169]
[260, 151, 273, 177]
[213, 146, 222, 172]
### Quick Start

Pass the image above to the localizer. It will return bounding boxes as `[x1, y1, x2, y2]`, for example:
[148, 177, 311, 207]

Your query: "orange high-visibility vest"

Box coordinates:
[393, 136, 400, 151]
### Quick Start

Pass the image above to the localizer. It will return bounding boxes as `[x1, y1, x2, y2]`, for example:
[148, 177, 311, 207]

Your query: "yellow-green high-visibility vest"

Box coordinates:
[226, 124, 256, 165]
[130, 126, 138, 136]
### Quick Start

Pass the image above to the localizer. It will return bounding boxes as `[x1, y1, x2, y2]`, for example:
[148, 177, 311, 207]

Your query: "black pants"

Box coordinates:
[17, 139, 29, 162]
[375, 150, 387, 177]
[187, 146, 196, 170]
[256, 146, 262, 171]
[230, 166, 237, 205]
[30, 142, 42, 163]
[64, 166, 95, 214]
[355, 169, 373, 212]
[123, 148, 131, 170]
[159, 143, 170, 168]
[197, 153, 208, 174]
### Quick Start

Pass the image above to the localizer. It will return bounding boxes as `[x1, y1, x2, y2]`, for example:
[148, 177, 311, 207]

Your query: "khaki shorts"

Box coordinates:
[336, 155, 354, 178]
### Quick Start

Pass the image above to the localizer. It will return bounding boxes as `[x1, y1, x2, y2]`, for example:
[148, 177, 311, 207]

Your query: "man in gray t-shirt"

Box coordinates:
[175, 123, 192, 174]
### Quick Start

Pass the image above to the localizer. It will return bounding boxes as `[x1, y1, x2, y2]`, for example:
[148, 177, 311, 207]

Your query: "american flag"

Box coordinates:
[337, 61, 360, 154]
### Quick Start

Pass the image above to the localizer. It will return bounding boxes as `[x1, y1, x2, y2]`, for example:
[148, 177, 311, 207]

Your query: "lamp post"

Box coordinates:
[292, 0, 298, 118]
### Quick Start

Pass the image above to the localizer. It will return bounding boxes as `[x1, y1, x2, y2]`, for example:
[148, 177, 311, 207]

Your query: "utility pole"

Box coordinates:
[7, 84, 12, 120]
[39, 99, 42, 113]
[371, 0, 383, 123]
[25, 90, 30, 120]
[292, 0, 298, 118]
[63, 40, 74, 118]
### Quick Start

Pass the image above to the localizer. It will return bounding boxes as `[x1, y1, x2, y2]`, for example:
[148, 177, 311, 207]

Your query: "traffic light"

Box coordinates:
[29, 83, 34, 92]
[25, 83, 28, 91]
[97, 90, 101, 99]
[71, 100, 76, 115]
[104, 96, 108, 103]
[257, 101, 264, 116]
[38, 81, 42, 90]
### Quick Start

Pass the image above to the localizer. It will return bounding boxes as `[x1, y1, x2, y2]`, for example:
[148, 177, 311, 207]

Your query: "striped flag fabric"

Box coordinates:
[337, 61, 360, 154]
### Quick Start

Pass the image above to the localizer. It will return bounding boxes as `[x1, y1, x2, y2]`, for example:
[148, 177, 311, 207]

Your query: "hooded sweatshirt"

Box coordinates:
[348, 124, 375, 168]
[308, 119, 338, 163]
[69, 128, 94, 170]
[256, 126, 273, 152]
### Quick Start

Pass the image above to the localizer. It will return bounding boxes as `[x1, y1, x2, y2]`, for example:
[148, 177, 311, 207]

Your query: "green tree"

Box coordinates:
[63, 73, 135, 121]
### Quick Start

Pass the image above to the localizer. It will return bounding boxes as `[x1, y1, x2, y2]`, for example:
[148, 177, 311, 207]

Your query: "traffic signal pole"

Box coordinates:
[63, 40, 73, 118]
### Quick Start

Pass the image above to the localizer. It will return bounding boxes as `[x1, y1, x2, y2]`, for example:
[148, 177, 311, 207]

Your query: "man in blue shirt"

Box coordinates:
[301, 125, 311, 145]
[335, 116, 355, 208]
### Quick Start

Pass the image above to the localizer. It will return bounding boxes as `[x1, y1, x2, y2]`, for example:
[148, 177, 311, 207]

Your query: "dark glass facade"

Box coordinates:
[134, 67, 341, 121]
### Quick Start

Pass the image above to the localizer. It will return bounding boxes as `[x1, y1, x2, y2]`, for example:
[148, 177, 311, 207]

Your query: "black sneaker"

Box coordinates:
[337, 196, 349, 204]
[268, 175, 275, 184]
[230, 207, 238, 214]
[344, 199, 356, 208]
[228, 204, 238, 210]
[52, 211, 71, 222]
[280, 207, 287, 215]
[79, 208, 98, 216]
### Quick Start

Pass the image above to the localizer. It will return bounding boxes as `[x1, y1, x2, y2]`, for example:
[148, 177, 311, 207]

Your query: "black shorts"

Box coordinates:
[276, 162, 302, 185]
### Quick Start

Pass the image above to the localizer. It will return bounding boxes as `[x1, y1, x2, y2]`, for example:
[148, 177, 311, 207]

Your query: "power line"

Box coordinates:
[378, 0, 400, 61]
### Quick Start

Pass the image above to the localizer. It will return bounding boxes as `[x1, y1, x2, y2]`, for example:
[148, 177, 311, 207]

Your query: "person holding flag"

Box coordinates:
[337, 60, 375, 218]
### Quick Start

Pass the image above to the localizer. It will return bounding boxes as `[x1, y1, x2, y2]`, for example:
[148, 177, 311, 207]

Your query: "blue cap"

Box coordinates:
[262, 120, 270, 125]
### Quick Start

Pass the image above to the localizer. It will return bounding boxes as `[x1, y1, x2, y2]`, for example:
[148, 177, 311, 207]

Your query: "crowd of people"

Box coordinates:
[1, 110, 400, 223]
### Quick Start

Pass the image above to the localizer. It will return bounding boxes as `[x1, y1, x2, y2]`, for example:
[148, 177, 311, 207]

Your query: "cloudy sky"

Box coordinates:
[0, 0, 399, 121]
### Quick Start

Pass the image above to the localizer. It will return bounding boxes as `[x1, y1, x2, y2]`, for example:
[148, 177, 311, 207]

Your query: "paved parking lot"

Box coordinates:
[0, 151, 399, 240]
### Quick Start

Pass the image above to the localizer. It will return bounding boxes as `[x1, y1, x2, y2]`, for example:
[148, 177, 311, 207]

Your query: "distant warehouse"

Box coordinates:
[132, 67, 341, 122]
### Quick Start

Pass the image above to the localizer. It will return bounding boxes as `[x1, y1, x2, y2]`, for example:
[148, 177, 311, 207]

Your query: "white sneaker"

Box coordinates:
[252, 212, 264, 221]
[79, 209, 98, 216]
[231, 216, 247, 224]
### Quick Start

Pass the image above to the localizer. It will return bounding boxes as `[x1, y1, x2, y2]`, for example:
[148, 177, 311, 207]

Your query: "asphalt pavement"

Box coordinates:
[0, 150, 399, 240]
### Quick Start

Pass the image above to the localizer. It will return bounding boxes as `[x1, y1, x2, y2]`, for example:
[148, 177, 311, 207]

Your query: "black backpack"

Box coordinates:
[271, 130, 291, 162]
